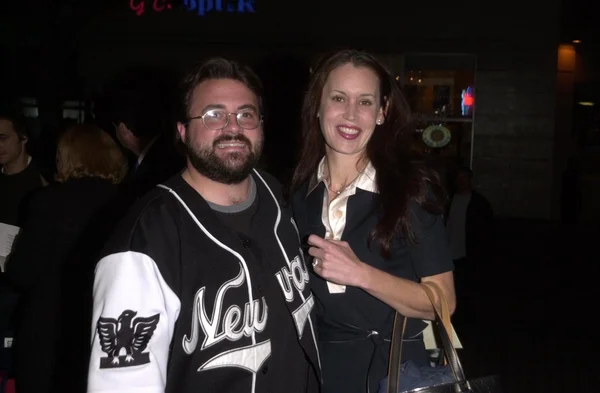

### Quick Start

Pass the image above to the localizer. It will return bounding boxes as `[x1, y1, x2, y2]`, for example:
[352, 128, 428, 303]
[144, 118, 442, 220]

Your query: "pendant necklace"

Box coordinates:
[327, 172, 362, 195]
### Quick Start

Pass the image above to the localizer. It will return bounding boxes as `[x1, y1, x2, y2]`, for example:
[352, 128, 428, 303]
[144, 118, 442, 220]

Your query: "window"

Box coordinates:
[18, 97, 41, 139]
[62, 100, 87, 123]
[20, 97, 39, 118]
[401, 54, 477, 167]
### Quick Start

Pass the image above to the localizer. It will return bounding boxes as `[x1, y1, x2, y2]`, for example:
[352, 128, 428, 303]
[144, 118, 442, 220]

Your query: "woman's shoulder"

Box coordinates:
[408, 179, 445, 214]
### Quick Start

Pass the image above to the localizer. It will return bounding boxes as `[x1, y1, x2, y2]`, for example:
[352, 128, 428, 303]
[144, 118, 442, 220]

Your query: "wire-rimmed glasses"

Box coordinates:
[188, 109, 262, 130]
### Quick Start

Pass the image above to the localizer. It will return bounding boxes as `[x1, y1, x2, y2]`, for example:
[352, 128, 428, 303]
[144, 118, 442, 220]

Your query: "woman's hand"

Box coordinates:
[307, 234, 371, 288]
[307, 235, 455, 320]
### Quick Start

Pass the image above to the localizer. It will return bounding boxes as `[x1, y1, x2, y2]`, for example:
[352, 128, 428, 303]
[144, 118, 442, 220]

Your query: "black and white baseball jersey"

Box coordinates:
[88, 169, 321, 393]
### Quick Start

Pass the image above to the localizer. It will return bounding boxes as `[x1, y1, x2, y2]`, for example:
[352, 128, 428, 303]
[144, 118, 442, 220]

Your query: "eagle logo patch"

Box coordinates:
[96, 310, 160, 369]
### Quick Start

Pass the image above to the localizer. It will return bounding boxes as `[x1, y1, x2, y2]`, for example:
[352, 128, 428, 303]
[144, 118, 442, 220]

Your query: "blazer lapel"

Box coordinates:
[305, 183, 327, 239]
[342, 189, 379, 238]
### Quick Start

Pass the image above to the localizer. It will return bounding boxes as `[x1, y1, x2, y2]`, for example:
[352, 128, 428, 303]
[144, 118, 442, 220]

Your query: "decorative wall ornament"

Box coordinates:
[422, 124, 451, 148]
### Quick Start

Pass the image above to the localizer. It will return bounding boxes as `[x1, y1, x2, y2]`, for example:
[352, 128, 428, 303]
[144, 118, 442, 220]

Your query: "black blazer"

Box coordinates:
[291, 181, 453, 393]
[124, 134, 185, 201]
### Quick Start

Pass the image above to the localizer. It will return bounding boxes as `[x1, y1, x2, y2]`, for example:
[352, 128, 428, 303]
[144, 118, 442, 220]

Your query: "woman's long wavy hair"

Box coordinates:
[290, 49, 445, 258]
[56, 124, 128, 184]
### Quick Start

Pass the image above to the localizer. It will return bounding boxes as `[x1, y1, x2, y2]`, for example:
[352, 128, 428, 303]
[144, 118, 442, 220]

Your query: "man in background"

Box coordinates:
[109, 90, 184, 201]
[445, 166, 494, 323]
[0, 111, 46, 227]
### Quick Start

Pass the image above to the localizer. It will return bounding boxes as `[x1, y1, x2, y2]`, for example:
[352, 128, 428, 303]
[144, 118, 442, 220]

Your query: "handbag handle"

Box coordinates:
[421, 282, 451, 331]
[421, 282, 470, 391]
[386, 311, 406, 393]
[387, 282, 470, 393]
[422, 281, 452, 365]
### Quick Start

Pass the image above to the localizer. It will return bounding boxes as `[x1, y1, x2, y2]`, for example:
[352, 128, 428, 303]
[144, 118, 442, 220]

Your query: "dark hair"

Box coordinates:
[178, 57, 264, 123]
[290, 49, 445, 257]
[0, 110, 29, 140]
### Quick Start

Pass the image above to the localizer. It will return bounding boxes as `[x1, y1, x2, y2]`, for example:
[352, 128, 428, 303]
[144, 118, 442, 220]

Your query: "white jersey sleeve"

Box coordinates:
[87, 251, 181, 393]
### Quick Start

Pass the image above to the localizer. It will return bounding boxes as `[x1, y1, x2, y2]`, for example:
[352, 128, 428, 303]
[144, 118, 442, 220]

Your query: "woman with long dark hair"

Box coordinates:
[290, 49, 456, 393]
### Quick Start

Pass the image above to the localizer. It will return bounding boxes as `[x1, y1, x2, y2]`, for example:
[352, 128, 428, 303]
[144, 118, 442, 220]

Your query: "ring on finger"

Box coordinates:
[312, 258, 320, 268]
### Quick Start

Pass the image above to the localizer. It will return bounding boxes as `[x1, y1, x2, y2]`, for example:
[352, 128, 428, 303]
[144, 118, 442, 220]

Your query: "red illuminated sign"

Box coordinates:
[130, 0, 172, 16]
[129, 0, 256, 16]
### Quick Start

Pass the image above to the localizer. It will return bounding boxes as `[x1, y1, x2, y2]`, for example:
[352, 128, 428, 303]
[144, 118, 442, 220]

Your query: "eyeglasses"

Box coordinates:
[188, 109, 262, 130]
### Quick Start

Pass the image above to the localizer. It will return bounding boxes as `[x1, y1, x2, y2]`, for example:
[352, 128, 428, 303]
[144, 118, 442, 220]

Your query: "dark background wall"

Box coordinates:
[0, 0, 567, 218]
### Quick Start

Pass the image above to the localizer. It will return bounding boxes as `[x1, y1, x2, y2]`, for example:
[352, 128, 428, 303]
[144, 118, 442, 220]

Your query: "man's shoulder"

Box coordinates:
[103, 183, 183, 254]
[252, 169, 286, 200]
[130, 174, 194, 223]
[23, 158, 45, 179]
[253, 169, 282, 189]
[131, 184, 176, 216]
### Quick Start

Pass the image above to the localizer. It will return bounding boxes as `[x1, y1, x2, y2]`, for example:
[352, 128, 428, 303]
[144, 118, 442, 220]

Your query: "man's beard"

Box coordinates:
[184, 133, 262, 184]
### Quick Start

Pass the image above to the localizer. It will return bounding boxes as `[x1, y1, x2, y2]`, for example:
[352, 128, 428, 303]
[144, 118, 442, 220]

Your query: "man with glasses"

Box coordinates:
[87, 58, 321, 393]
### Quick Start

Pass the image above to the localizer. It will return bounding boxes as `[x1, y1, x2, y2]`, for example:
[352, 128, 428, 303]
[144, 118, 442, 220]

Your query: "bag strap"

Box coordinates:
[386, 312, 407, 393]
[386, 282, 470, 392]
[422, 281, 451, 333]
[421, 282, 470, 389]
[422, 281, 453, 366]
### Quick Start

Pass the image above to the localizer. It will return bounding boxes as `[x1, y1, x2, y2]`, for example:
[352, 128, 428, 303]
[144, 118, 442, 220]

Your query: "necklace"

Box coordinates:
[327, 172, 362, 195]
[329, 185, 346, 195]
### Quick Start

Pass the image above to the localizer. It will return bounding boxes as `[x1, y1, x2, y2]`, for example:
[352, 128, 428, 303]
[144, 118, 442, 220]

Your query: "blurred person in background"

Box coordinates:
[0, 110, 47, 227]
[109, 90, 184, 202]
[6, 123, 128, 393]
[445, 166, 493, 325]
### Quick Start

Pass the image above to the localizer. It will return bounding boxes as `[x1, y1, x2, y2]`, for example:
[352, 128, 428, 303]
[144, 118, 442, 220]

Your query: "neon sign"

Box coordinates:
[461, 86, 474, 116]
[129, 0, 256, 16]
[184, 0, 256, 15]
[129, 0, 172, 15]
